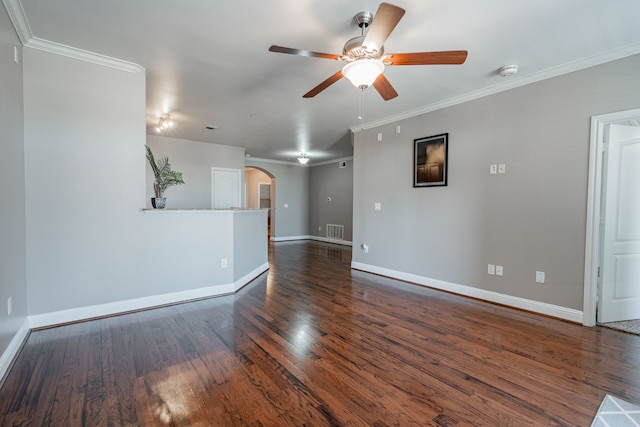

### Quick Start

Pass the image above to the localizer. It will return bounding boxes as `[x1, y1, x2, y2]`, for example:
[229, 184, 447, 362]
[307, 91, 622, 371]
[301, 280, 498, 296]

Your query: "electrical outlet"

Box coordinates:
[496, 265, 503, 276]
[490, 164, 497, 175]
[221, 258, 228, 268]
[488, 264, 496, 275]
[7, 297, 12, 316]
[536, 271, 545, 284]
[374, 202, 381, 211]
[318, 226, 322, 231]
[361, 244, 369, 253]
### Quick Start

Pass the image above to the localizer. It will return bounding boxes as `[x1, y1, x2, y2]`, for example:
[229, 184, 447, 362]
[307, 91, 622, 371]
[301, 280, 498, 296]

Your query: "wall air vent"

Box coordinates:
[326, 224, 344, 240]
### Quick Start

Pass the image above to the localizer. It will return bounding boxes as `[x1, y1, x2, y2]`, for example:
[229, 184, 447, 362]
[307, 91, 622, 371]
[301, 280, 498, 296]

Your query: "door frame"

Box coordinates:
[258, 182, 271, 208]
[583, 108, 640, 326]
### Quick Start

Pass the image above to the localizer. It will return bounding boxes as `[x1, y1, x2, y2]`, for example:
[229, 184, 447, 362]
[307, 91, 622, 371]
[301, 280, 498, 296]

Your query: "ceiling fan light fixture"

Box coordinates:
[342, 59, 385, 89]
[297, 153, 310, 165]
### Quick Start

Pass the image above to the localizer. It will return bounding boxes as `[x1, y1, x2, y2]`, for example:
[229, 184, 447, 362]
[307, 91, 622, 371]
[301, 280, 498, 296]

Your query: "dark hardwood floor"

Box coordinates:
[2, 241, 640, 426]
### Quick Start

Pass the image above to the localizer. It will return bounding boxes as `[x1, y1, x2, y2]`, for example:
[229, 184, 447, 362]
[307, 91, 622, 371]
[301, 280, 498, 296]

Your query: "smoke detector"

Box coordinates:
[498, 65, 518, 77]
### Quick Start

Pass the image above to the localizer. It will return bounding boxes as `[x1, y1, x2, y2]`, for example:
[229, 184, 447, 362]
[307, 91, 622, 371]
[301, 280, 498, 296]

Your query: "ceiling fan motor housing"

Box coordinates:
[343, 35, 384, 60]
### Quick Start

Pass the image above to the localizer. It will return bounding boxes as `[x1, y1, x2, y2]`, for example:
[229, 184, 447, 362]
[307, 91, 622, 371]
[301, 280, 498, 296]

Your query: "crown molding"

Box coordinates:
[2, 0, 32, 44]
[246, 157, 302, 166]
[2, 0, 144, 73]
[310, 156, 353, 167]
[352, 41, 640, 133]
[25, 37, 144, 73]
[246, 156, 353, 167]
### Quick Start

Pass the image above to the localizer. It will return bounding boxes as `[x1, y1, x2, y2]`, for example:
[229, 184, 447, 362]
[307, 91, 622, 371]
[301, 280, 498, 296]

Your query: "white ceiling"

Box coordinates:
[8, 0, 640, 164]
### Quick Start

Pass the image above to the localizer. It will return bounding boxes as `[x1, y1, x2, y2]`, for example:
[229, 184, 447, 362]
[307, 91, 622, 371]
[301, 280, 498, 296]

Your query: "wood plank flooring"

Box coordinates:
[2, 240, 640, 426]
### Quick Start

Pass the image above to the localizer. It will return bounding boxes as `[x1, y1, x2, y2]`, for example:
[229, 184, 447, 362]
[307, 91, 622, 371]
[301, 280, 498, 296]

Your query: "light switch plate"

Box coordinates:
[498, 164, 506, 174]
[374, 202, 381, 211]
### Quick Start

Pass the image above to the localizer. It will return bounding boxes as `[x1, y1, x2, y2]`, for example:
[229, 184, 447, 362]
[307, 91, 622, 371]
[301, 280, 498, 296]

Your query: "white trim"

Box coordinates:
[247, 157, 303, 166]
[269, 235, 353, 246]
[25, 38, 144, 73]
[233, 262, 269, 291]
[28, 264, 267, 329]
[1, 0, 144, 73]
[309, 235, 353, 246]
[0, 318, 30, 382]
[270, 235, 312, 242]
[583, 108, 640, 326]
[351, 42, 640, 133]
[247, 156, 354, 168]
[2, 0, 32, 44]
[352, 262, 583, 323]
[29, 284, 233, 329]
[309, 156, 354, 167]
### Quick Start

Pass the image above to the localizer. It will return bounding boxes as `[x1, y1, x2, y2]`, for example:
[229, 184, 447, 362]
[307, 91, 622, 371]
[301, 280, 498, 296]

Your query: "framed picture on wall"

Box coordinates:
[414, 133, 448, 187]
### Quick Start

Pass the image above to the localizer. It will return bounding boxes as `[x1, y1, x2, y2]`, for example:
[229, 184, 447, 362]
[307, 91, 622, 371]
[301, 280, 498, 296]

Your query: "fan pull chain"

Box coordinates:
[358, 88, 365, 126]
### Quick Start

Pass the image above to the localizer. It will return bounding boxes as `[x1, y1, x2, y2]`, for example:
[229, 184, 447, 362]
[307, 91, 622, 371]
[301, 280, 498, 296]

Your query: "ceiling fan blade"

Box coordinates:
[303, 70, 344, 98]
[363, 3, 406, 53]
[372, 73, 398, 101]
[386, 51, 468, 66]
[269, 45, 340, 60]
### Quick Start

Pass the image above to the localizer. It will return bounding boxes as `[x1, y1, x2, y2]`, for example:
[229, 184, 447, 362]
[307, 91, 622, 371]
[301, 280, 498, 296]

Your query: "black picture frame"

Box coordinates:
[413, 133, 448, 187]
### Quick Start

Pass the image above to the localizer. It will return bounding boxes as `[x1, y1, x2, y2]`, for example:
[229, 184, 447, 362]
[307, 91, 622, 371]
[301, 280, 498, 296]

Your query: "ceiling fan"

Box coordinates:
[269, 2, 468, 101]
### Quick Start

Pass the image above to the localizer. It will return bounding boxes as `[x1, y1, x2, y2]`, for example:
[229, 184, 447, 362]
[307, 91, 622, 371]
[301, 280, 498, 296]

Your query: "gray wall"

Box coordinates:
[0, 7, 27, 358]
[146, 135, 246, 209]
[23, 48, 146, 314]
[353, 54, 640, 311]
[245, 159, 309, 239]
[309, 160, 354, 241]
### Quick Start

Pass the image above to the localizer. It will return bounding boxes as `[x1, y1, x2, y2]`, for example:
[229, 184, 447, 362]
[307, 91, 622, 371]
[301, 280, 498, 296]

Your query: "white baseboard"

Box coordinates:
[271, 235, 311, 242]
[29, 265, 269, 329]
[351, 262, 583, 323]
[308, 236, 353, 246]
[0, 318, 30, 382]
[271, 235, 353, 246]
[234, 262, 269, 291]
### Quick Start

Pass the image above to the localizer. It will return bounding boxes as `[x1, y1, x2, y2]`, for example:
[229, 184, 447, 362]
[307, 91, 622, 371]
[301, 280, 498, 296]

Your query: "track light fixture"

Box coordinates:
[156, 113, 174, 133]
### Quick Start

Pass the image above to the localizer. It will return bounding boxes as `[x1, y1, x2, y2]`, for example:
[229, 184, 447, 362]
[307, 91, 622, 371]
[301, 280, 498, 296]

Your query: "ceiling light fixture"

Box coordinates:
[342, 59, 385, 89]
[297, 153, 310, 165]
[156, 113, 174, 133]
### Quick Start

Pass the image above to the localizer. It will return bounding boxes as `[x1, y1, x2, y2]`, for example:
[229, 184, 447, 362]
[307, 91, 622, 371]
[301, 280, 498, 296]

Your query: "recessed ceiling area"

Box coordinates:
[9, 0, 640, 163]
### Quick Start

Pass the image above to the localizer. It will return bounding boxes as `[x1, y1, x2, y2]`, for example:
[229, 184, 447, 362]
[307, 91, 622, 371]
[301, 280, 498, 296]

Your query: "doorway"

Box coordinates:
[245, 167, 275, 240]
[584, 108, 640, 326]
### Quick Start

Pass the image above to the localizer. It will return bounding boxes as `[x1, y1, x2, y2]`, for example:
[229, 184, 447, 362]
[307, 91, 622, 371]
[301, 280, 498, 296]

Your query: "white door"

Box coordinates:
[211, 168, 242, 209]
[598, 124, 640, 322]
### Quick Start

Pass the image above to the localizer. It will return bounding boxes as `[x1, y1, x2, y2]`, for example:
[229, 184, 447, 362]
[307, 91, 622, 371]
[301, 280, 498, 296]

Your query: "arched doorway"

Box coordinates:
[245, 166, 275, 239]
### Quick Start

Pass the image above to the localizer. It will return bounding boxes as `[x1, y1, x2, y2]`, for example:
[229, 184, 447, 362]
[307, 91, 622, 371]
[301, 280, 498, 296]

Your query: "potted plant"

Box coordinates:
[146, 145, 185, 209]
